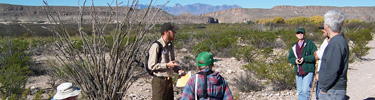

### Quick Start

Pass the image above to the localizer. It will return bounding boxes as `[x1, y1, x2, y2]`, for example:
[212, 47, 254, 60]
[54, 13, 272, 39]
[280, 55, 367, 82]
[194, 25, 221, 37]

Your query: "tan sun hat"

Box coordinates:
[53, 82, 81, 100]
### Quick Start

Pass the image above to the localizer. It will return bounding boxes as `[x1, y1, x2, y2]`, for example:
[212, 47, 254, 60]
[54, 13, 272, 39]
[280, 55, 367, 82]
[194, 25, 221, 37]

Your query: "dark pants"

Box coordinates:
[152, 76, 173, 100]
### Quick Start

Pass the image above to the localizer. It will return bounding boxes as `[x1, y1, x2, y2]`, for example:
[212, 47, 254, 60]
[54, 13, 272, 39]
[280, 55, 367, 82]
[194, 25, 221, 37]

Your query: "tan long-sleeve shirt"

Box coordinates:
[148, 37, 176, 77]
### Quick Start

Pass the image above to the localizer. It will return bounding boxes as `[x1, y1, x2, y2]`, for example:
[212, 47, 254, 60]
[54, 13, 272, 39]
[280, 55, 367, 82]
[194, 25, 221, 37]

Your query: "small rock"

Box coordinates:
[181, 48, 188, 52]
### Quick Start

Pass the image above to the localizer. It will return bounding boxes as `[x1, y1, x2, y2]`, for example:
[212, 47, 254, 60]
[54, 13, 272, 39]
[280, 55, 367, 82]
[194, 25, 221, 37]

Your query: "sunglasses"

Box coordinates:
[296, 32, 304, 34]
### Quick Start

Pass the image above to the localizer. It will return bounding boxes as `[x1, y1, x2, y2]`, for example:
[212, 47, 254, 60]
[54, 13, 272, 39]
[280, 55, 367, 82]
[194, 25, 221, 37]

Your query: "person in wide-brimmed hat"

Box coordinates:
[52, 82, 81, 100]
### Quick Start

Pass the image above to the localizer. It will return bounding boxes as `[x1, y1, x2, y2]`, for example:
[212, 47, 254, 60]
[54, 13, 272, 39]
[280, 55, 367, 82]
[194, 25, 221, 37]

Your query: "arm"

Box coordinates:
[181, 77, 195, 100]
[303, 42, 317, 63]
[288, 48, 297, 65]
[319, 43, 342, 92]
[317, 39, 329, 59]
[223, 81, 234, 100]
[148, 43, 167, 70]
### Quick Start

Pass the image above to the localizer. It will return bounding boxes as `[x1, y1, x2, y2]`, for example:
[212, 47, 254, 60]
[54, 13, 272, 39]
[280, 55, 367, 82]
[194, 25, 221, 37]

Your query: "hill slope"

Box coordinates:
[1, 4, 375, 24]
[201, 6, 375, 23]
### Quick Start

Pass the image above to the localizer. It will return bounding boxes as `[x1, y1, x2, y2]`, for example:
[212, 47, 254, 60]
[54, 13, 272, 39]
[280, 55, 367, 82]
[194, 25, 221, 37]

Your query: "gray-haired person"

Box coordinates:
[318, 10, 349, 100]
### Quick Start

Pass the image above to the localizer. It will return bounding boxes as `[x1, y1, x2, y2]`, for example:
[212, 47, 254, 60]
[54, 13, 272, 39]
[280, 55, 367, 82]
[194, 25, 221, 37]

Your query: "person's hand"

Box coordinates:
[295, 58, 303, 64]
[315, 73, 319, 81]
[295, 59, 301, 64]
[314, 51, 319, 60]
[299, 58, 304, 63]
[178, 70, 186, 78]
[178, 70, 185, 75]
[166, 61, 180, 69]
[320, 91, 327, 94]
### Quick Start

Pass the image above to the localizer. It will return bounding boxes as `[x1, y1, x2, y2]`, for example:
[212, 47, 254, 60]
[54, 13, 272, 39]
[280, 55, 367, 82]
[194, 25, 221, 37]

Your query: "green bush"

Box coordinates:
[345, 26, 373, 60]
[32, 89, 44, 100]
[230, 45, 258, 62]
[243, 55, 295, 91]
[0, 39, 32, 99]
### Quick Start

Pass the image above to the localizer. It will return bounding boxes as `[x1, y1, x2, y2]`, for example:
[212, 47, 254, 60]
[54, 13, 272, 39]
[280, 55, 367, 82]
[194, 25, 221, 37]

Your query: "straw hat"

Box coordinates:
[53, 82, 81, 100]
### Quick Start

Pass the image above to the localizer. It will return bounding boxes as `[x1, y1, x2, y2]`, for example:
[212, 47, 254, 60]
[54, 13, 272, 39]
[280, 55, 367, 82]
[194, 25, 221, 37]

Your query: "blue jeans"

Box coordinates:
[316, 81, 320, 100]
[296, 72, 314, 100]
[319, 89, 346, 100]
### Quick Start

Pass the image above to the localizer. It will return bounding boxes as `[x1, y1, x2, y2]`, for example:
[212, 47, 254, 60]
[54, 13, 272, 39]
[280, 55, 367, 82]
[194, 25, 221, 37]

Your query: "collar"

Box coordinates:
[157, 37, 171, 47]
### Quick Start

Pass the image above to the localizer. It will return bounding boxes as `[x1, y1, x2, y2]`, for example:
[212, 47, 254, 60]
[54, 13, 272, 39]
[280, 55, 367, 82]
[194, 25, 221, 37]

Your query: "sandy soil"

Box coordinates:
[346, 39, 375, 100]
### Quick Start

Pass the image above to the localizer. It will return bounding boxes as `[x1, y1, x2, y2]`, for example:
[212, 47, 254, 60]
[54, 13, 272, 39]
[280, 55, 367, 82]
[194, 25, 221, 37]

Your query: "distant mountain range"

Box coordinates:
[1, 3, 375, 24]
[131, 3, 242, 15]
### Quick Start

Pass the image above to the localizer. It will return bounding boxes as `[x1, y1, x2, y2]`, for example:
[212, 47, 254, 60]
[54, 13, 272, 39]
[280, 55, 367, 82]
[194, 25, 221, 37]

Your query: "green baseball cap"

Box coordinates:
[296, 27, 305, 33]
[196, 52, 215, 66]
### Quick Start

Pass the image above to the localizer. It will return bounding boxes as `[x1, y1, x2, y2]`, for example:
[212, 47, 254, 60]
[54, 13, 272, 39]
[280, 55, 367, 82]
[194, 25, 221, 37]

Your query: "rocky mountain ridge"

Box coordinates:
[0, 3, 215, 24]
[1, 4, 374, 24]
[201, 5, 375, 23]
[133, 3, 241, 15]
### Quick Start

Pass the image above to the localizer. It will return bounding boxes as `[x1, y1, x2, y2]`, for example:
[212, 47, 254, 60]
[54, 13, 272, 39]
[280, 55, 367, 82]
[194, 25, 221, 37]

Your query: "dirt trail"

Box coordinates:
[346, 39, 375, 100]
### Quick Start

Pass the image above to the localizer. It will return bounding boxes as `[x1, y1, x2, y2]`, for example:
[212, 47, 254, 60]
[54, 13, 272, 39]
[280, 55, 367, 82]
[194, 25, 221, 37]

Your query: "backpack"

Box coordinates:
[143, 41, 163, 76]
[195, 70, 216, 99]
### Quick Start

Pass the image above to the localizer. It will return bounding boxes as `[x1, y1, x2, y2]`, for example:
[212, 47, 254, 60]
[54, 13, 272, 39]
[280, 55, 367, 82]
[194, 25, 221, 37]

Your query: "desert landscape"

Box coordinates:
[0, 2, 374, 100]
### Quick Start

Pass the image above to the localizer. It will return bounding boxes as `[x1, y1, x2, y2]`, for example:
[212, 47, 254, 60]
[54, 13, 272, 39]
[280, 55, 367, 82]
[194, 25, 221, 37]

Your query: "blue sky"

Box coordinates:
[0, 0, 374, 8]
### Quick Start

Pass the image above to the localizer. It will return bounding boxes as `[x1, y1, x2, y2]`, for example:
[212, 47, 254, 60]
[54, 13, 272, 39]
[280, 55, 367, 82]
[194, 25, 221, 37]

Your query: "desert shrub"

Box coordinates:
[345, 26, 373, 60]
[232, 72, 264, 92]
[247, 21, 255, 24]
[21, 88, 30, 100]
[72, 39, 84, 51]
[350, 18, 362, 23]
[256, 18, 273, 24]
[243, 55, 295, 91]
[244, 31, 278, 49]
[273, 17, 285, 24]
[32, 89, 44, 100]
[310, 15, 324, 24]
[277, 30, 297, 49]
[191, 29, 237, 57]
[230, 45, 258, 63]
[174, 32, 192, 50]
[192, 39, 212, 55]
[286, 16, 310, 25]
[0, 39, 32, 99]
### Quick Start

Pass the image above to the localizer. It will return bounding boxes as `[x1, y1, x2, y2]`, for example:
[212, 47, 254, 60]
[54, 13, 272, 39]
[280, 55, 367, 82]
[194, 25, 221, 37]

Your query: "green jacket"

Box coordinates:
[288, 38, 317, 75]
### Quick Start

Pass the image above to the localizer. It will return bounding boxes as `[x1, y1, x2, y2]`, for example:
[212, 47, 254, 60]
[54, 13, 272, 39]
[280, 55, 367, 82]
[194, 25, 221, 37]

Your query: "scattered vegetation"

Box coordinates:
[232, 72, 264, 92]
[0, 39, 33, 99]
[0, 14, 373, 99]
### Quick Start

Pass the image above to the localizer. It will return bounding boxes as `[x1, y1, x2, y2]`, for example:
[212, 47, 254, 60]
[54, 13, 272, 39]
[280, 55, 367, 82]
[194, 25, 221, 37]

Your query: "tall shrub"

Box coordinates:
[43, 0, 164, 99]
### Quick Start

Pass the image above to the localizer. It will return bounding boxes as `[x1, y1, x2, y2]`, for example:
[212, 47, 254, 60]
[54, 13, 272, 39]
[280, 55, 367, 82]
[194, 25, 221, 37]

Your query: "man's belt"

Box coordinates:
[154, 76, 171, 80]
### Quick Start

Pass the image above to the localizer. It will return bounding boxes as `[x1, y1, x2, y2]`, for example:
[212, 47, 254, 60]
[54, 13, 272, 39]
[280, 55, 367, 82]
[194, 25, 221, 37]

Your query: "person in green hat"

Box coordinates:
[181, 52, 233, 100]
[288, 27, 317, 100]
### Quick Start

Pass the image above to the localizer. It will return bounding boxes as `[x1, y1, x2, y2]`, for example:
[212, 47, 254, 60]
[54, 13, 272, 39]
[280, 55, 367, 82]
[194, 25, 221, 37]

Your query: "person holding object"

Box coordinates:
[288, 27, 317, 100]
[318, 10, 349, 100]
[148, 23, 184, 100]
[181, 52, 233, 100]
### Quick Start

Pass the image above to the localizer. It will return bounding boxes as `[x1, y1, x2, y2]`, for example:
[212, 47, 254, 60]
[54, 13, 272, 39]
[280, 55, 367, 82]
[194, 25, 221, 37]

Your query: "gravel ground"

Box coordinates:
[26, 39, 375, 100]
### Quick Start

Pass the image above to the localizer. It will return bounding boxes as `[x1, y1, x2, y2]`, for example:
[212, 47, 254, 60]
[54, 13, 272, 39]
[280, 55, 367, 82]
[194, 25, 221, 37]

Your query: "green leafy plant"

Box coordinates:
[243, 55, 295, 91]
[0, 39, 32, 99]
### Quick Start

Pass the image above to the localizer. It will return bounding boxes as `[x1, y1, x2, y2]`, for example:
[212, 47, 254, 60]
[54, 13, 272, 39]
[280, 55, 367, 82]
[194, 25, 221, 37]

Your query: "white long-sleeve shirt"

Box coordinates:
[317, 38, 329, 72]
